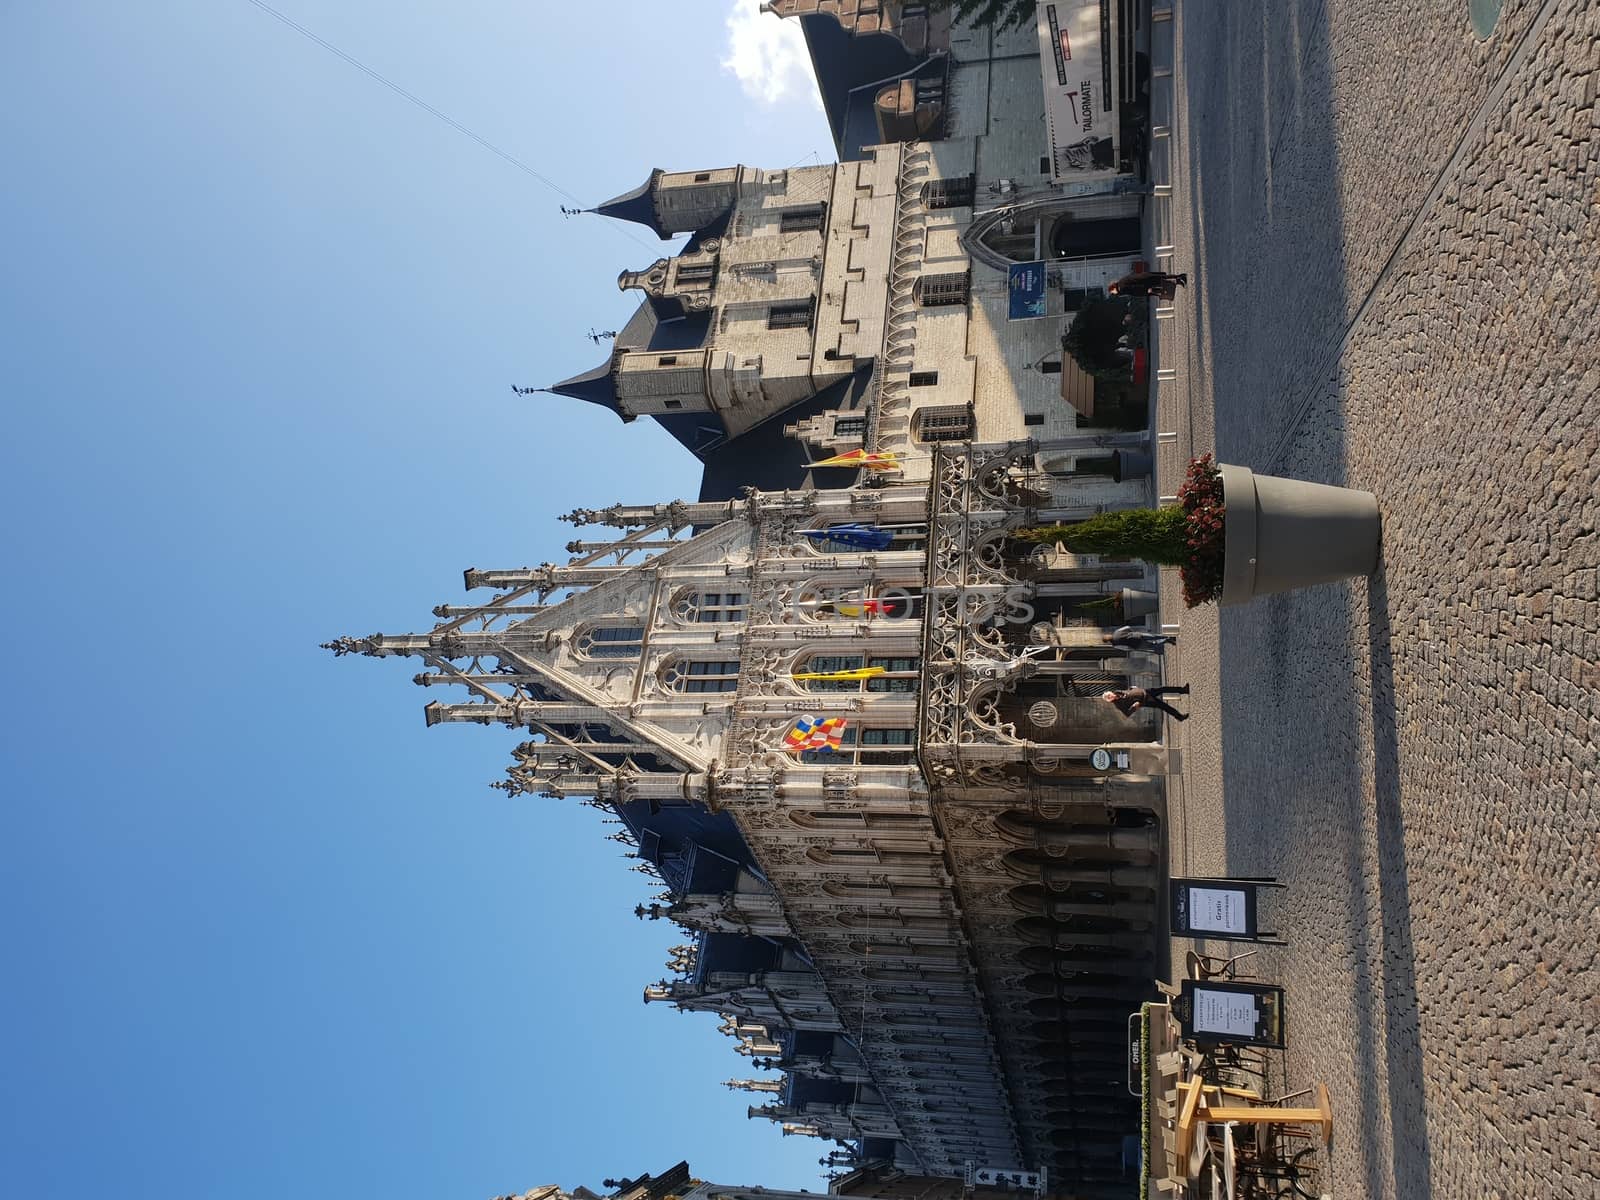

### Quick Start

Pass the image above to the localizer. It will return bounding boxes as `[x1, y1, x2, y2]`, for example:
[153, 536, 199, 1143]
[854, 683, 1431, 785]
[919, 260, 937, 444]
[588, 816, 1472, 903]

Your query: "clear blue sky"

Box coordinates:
[0, 4, 834, 1198]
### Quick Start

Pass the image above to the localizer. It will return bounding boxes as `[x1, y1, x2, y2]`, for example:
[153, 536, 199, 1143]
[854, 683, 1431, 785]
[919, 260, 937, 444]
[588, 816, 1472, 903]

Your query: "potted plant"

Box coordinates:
[1016, 455, 1380, 606]
[1062, 295, 1145, 382]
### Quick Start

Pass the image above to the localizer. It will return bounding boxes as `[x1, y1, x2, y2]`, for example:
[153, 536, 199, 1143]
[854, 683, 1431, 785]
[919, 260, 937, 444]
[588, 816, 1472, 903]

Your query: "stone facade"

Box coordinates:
[331, 439, 1166, 1195]
[496, 1157, 1051, 1200]
[345, 8, 1165, 1199]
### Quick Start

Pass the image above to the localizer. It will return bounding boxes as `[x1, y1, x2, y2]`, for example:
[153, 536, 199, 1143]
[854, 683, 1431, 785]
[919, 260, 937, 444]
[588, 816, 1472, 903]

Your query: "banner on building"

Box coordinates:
[782, 714, 849, 754]
[796, 524, 896, 551]
[1036, 0, 1120, 183]
[805, 449, 902, 471]
[791, 666, 886, 683]
[1007, 261, 1049, 320]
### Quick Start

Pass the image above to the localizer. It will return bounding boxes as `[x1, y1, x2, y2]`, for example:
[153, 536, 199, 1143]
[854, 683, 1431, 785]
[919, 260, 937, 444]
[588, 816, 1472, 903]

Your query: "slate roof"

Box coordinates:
[591, 168, 669, 238]
[798, 13, 922, 160]
[696, 367, 872, 502]
[545, 354, 626, 420]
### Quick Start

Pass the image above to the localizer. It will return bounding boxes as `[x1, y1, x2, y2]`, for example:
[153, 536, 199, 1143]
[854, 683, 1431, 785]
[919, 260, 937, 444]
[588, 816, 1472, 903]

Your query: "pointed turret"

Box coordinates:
[545, 354, 631, 422]
[591, 167, 746, 239]
[592, 170, 666, 236]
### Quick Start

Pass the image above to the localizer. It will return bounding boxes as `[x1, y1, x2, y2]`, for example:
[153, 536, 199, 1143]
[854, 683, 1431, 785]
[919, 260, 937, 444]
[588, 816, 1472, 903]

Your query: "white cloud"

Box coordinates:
[721, 2, 823, 109]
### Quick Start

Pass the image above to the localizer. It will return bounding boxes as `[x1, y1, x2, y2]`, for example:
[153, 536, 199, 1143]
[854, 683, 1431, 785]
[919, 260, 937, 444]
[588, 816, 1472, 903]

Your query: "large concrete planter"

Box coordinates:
[1117, 587, 1160, 618]
[1112, 449, 1152, 482]
[1219, 463, 1380, 605]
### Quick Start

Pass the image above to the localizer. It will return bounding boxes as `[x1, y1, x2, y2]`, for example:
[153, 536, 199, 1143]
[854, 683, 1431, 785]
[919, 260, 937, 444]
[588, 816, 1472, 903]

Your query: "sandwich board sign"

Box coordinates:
[1169, 876, 1284, 943]
[1174, 979, 1287, 1049]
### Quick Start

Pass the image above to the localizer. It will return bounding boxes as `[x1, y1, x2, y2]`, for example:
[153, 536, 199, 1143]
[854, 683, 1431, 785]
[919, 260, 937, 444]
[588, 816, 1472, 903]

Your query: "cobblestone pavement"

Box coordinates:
[1153, 2, 1599, 1197]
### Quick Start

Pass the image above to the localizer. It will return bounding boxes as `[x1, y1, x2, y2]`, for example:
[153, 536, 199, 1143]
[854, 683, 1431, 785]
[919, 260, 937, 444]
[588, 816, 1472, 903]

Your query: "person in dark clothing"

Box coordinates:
[1102, 685, 1191, 721]
[1107, 625, 1176, 654]
[1108, 270, 1189, 300]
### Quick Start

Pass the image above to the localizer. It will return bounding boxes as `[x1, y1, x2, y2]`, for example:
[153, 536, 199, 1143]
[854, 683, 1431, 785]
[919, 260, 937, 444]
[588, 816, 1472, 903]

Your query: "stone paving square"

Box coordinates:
[1153, 1, 1599, 1197]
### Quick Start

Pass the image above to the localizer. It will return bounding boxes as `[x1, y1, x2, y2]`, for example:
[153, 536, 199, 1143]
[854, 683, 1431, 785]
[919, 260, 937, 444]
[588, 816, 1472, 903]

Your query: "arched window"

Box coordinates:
[862, 965, 962, 982]
[575, 625, 645, 659]
[836, 911, 947, 930]
[799, 727, 915, 766]
[822, 880, 890, 898]
[922, 175, 975, 209]
[799, 653, 919, 693]
[804, 589, 923, 622]
[803, 523, 928, 553]
[789, 809, 928, 832]
[789, 810, 867, 828]
[806, 846, 881, 865]
[848, 940, 961, 961]
[662, 659, 740, 693]
[672, 590, 747, 624]
[914, 271, 969, 308]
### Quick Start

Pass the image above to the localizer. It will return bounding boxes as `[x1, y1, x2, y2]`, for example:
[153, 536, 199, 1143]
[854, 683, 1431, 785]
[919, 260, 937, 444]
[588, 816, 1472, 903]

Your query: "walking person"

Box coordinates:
[1102, 684, 1190, 722]
[1106, 625, 1176, 655]
[1108, 269, 1188, 300]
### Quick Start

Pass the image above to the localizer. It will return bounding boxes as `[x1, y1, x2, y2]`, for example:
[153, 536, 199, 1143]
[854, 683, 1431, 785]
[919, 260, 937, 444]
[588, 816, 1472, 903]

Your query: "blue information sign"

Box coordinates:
[1007, 261, 1048, 320]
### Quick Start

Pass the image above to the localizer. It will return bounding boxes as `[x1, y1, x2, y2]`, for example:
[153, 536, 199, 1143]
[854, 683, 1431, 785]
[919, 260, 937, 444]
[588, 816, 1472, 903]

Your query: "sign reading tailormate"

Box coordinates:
[1036, 0, 1120, 183]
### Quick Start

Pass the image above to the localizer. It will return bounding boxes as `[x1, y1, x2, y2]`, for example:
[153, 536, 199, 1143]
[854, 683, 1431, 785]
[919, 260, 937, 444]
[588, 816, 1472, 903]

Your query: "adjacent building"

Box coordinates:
[549, 0, 1153, 499]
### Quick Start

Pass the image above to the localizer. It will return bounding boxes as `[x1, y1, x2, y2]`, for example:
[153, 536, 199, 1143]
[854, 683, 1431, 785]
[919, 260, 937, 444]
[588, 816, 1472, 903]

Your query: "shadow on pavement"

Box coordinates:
[1364, 566, 1432, 1200]
[1182, 2, 1435, 1196]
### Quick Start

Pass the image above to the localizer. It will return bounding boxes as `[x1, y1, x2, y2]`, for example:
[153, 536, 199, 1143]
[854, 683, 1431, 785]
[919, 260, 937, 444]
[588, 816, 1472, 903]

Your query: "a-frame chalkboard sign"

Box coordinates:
[1173, 978, 1287, 1049]
[1169, 876, 1286, 944]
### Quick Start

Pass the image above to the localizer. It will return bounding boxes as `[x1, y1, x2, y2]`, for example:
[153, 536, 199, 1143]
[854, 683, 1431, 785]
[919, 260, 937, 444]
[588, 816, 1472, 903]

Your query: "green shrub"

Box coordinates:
[1015, 506, 1188, 565]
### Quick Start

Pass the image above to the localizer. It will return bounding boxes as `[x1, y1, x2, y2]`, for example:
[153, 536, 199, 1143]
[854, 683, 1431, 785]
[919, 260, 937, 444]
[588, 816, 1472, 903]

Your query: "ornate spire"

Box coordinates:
[319, 635, 381, 657]
[559, 505, 627, 527]
[725, 1078, 785, 1094]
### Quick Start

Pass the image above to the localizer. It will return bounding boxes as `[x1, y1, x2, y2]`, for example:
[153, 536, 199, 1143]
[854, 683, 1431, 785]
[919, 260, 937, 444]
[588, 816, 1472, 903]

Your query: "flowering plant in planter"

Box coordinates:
[1019, 455, 1381, 607]
[1014, 455, 1227, 608]
[1174, 454, 1225, 605]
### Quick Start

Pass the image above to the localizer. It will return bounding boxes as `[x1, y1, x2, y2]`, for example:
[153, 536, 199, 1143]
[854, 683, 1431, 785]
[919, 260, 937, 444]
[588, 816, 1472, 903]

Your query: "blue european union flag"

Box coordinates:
[797, 524, 896, 551]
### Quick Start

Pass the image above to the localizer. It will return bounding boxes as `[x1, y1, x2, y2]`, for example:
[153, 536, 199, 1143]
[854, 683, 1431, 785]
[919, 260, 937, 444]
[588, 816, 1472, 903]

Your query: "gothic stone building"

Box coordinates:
[493, 1157, 1051, 1200]
[330, 443, 1166, 1195]
[336, 6, 1166, 1198]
